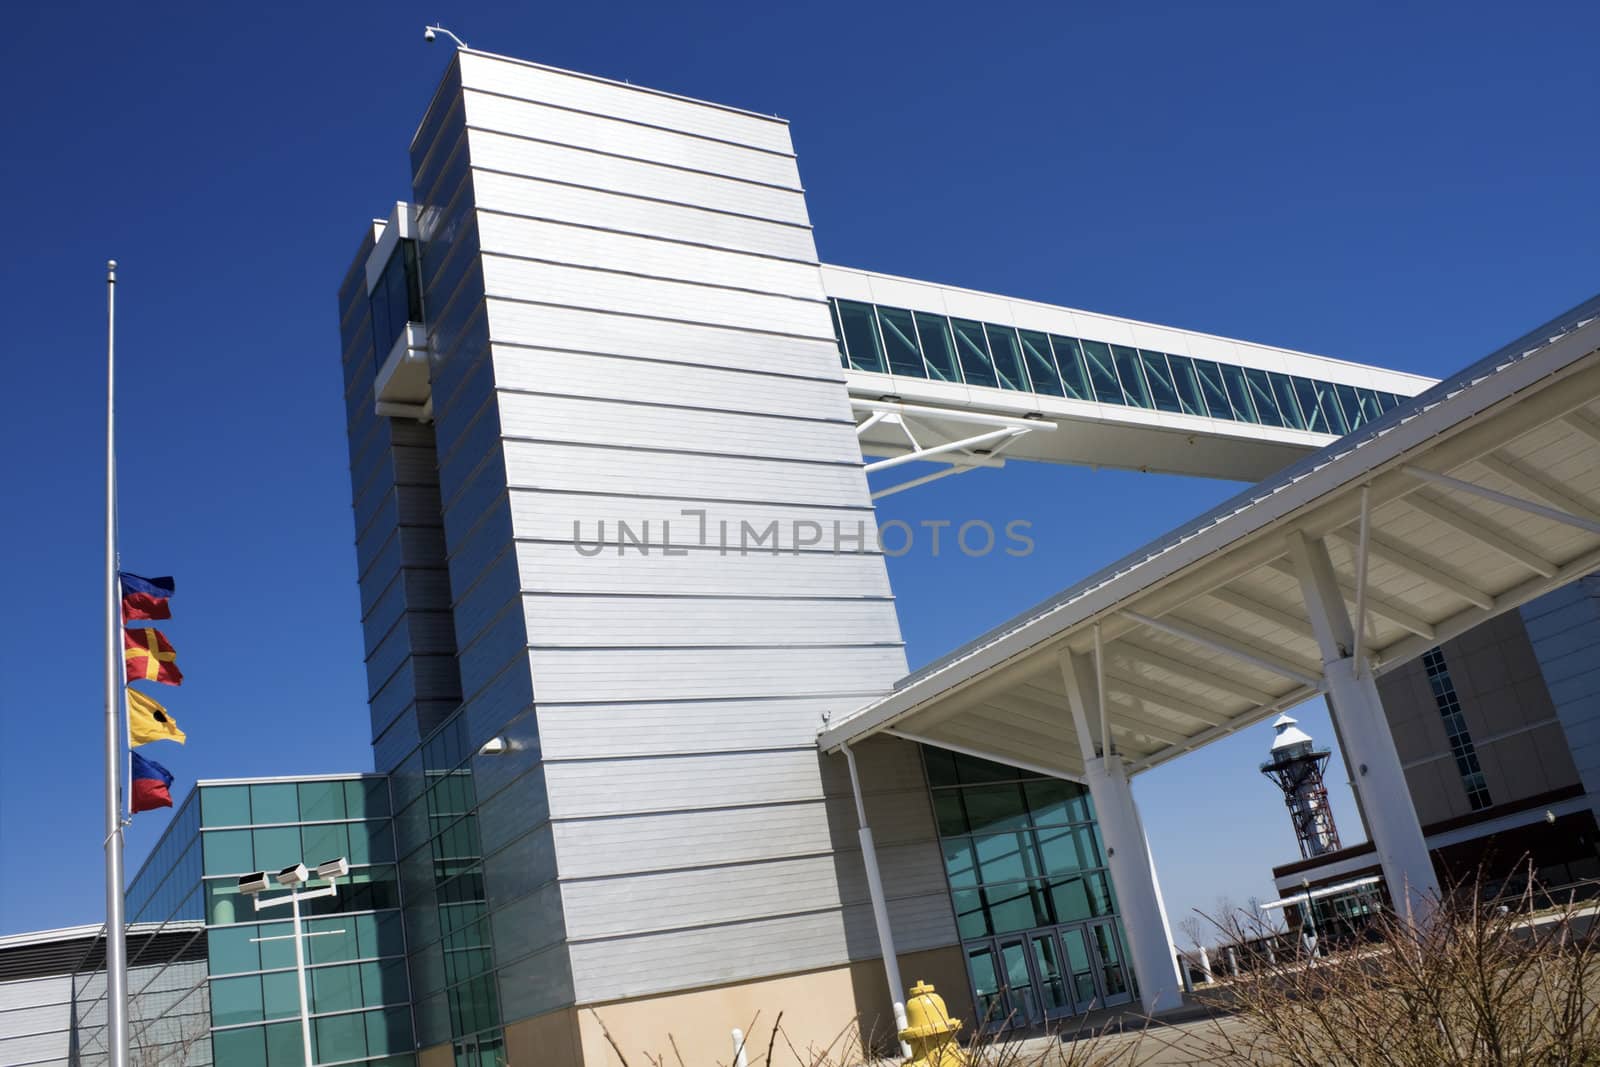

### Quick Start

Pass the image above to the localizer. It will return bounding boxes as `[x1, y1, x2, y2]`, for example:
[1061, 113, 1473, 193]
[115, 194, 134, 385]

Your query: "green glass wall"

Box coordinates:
[925, 750, 1144, 1026]
[200, 778, 415, 1067]
[925, 751, 1118, 939]
[387, 711, 505, 1067]
[830, 298, 1407, 435]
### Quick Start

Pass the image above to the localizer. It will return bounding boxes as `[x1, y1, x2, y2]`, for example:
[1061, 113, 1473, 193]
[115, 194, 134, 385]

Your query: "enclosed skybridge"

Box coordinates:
[822, 266, 1435, 497]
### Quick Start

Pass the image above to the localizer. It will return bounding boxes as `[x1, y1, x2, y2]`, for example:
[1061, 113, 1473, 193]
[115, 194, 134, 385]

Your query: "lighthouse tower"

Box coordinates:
[1260, 714, 1342, 859]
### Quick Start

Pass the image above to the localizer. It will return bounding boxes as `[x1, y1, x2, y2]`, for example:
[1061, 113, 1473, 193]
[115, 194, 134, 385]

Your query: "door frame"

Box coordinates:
[962, 919, 1136, 1029]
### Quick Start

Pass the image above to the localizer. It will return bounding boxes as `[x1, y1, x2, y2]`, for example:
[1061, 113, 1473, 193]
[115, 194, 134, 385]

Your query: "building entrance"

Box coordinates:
[965, 919, 1134, 1028]
[925, 748, 1134, 1026]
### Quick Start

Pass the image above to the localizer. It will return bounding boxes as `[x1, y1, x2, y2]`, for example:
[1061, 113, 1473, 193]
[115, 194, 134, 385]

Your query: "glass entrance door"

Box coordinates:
[965, 943, 1006, 1029]
[998, 938, 1044, 1028]
[1057, 923, 1101, 1012]
[1028, 931, 1075, 1021]
[963, 922, 1137, 1028]
[1086, 919, 1134, 1007]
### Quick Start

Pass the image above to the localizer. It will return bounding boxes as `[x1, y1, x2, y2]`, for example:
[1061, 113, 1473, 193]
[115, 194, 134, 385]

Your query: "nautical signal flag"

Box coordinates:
[127, 688, 186, 746]
[119, 572, 175, 621]
[123, 627, 182, 686]
[130, 751, 175, 813]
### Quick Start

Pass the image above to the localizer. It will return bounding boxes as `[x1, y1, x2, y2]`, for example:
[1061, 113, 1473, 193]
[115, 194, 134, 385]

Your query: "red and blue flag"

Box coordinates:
[119, 572, 175, 621]
[130, 751, 174, 813]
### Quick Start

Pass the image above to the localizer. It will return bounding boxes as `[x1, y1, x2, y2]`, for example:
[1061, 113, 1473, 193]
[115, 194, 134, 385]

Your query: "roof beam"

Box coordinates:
[1476, 452, 1600, 525]
[1265, 558, 1436, 640]
[1560, 408, 1600, 449]
[1407, 460, 1600, 539]
[1008, 681, 1196, 744]
[1326, 527, 1494, 610]
[1102, 670, 1228, 727]
[1204, 585, 1318, 642]
[922, 714, 1083, 767]
[1101, 693, 1206, 746]
[1374, 537, 1600, 675]
[1122, 610, 1323, 689]
[1127, 681, 1324, 774]
[1110, 638, 1282, 706]
[1402, 491, 1558, 578]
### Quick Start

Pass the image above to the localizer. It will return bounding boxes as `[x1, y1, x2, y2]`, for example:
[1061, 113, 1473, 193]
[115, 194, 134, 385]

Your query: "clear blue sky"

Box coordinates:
[2, 0, 1597, 939]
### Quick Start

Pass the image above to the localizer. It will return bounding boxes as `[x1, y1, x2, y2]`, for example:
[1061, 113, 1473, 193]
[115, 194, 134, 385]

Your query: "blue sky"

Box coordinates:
[1, 0, 1597, 940]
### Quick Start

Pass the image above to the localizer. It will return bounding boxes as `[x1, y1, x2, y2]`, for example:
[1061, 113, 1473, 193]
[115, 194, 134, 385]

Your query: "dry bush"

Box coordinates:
[587, 1003, 1157, 1066]
[1186, 871, 1600, 1066]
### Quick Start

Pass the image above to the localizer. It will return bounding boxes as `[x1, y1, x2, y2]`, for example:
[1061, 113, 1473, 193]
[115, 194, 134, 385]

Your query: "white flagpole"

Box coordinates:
[104, 259, 130, 1067]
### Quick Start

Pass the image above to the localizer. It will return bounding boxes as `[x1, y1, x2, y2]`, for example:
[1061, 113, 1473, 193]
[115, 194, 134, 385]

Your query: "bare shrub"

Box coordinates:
[1186, 870, 1600, 1066]
[587, 1003, 1156, 1066]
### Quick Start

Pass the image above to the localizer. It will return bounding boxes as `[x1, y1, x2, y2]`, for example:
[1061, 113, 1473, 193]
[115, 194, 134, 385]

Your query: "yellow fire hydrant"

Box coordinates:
[899, 980, 967, 1067]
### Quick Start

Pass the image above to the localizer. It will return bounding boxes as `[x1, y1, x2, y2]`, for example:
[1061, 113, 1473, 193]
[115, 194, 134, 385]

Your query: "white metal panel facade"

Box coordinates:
[455, 53, 952, 1008]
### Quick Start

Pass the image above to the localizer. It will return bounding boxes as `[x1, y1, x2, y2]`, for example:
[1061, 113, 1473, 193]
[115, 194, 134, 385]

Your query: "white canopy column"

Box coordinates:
[1060, 649, 1184, 1014]
[1286, 530, 1440, 919]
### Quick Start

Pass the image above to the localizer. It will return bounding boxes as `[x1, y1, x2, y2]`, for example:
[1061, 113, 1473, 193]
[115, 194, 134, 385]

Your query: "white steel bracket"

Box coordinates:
[852, 399, 1055, 500]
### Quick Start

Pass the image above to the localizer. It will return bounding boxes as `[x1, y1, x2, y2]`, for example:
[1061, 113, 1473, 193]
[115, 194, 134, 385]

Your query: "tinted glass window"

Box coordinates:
[204, 830, 254, 876]
[1270, 372, 1306, 430]
[1166, 355, 1206, 417]
[914, 312, 961, 383]
[203, 785, 251, 827]
[1051, 337, 1092, 401]
[212, 976, 264, 1026]
[984, 324, 1029, 391]
[964, 784, 1031, 833]
[1018, 330, 1065, 396]
[1080, 341, 1123, 404]
[1140, 351, 1181, 413]
[836, 300, 885, 373]
[1111, 346, 1152, 408]
[1220, 364, 1258, 423]
[1357, 387, 1384, 424]
[1244, 368, 1283, 426]
[251, 784, 298, 824]
[1335, 383, 1366, 429]
[953, 319, 998, 388]
[877, 306, 926, 377]
[211, 1026, 266, 1067]
[1193, 359, 1233, 419]
[829, 301, 849, 369]
[253, 826, 302, 871]
[1293, 378, 1335, 435]
[369, 239, 423, 362]
[298, 781, 346, 823]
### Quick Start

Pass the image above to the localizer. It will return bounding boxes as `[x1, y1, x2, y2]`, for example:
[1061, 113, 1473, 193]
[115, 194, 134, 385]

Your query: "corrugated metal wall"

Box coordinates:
[446, 51, 958, 1007]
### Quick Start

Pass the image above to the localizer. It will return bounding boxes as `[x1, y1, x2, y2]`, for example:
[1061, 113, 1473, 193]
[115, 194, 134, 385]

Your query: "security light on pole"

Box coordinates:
[240, 857, 351, 1067]
[423, 24, 467, 48]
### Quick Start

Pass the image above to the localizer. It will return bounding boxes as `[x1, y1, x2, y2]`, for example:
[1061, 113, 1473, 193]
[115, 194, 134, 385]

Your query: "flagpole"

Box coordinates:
[104, 259, 130, 1067]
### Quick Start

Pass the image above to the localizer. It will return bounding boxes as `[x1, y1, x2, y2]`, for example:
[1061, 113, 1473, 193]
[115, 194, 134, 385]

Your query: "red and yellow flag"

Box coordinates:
[123, 627, 183, 686]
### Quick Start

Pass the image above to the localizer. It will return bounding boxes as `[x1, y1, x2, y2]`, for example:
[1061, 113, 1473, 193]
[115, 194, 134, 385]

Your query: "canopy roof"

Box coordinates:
[820, 294, 1600, 781]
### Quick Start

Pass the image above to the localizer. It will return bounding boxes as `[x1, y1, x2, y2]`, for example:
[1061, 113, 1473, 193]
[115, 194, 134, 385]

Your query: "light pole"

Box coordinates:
[239, 858, 351, 1067]
[1301, 877, 1319, 959]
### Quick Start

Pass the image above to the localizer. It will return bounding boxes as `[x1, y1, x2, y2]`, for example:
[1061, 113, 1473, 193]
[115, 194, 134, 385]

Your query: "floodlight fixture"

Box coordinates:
[315, 857, 351, 880]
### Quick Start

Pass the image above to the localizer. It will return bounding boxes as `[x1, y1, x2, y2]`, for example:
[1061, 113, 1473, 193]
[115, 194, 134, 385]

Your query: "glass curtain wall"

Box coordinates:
[200, 778, 414, 1067]
[924, 749, 1136, 1029]
[112, 794, 211, 1066]
[387, 711, 505, 1067]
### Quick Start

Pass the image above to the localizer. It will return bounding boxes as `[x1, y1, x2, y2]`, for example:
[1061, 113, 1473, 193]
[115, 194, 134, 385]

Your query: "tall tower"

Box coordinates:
[1260, 714, 1342, 859]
